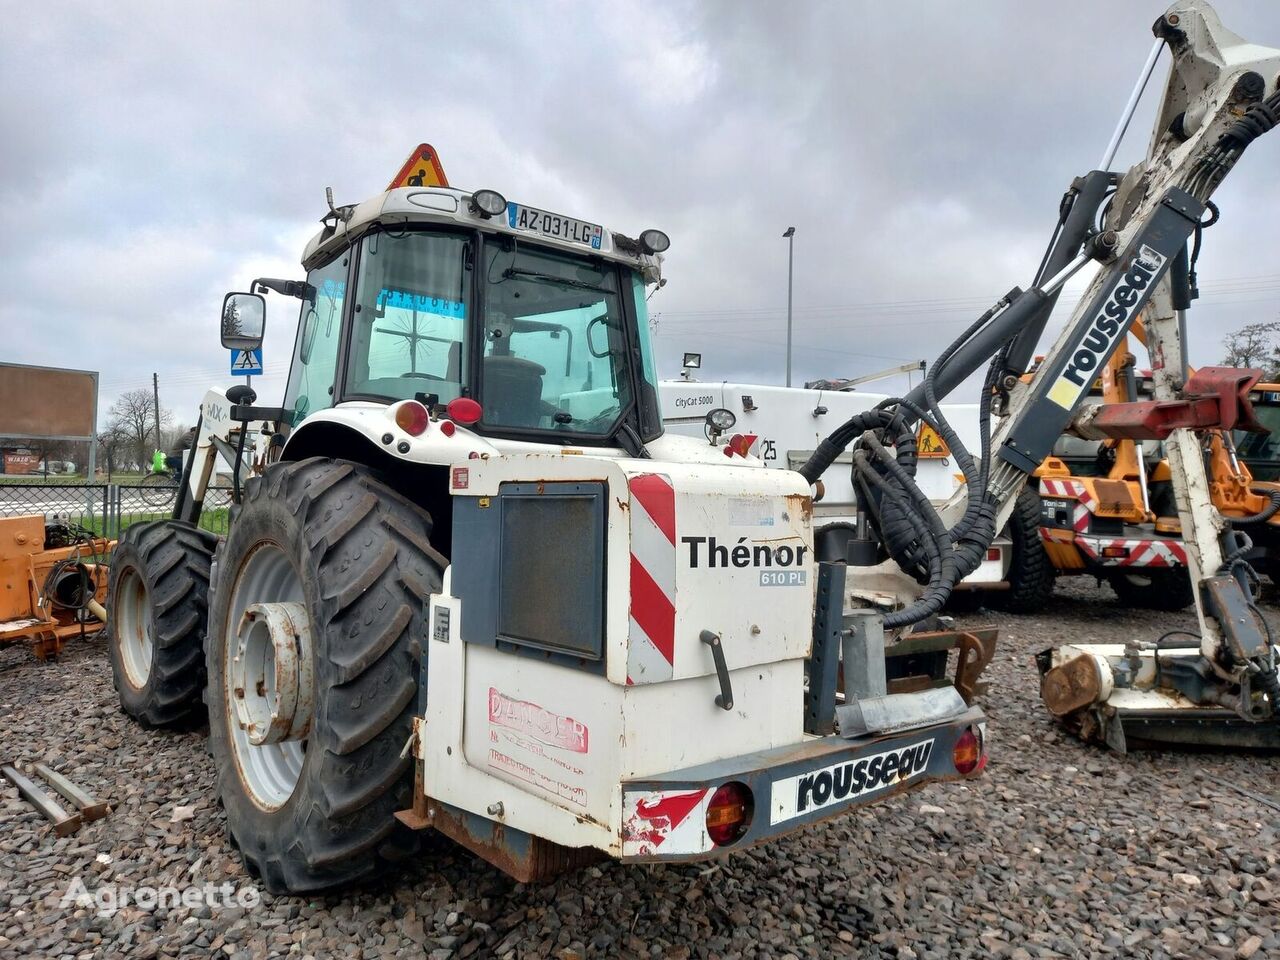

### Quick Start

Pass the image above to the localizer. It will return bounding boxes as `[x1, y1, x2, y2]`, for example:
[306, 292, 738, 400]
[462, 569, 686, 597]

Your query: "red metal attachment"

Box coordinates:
[1081, 367, 1266, 440]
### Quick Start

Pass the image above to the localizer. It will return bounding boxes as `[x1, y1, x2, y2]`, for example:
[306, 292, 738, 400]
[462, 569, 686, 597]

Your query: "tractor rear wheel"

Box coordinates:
[108, 520, 218, 726]
[205, 458, 443, 893]
[991, 487, 1055, 613]
[1108, 568, 1195, 611]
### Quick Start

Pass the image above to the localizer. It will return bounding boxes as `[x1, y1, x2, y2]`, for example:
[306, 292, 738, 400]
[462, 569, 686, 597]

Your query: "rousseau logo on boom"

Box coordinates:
[1047, 244, 1166, 410]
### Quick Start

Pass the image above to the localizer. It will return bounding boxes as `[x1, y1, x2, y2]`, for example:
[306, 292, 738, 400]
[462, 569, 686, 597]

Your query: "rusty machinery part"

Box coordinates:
[32, 763, 110, 821]
[107, 521, 218, 727]
[1, 764, 81, 837]
[0, 515, 112, 660]
[204, 458, 443, 894]
[41, 523, 106, 619]
[884, 628, 998, 706]
[0, 763, 110, 836]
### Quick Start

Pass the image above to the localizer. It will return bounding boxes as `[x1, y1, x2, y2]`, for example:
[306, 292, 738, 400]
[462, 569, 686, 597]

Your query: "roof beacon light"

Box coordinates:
[640, 229, 670, 254]
[471, 189, 507, 218]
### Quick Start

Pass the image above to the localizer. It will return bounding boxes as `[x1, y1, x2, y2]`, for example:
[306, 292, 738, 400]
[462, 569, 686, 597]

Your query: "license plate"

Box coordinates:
[506, 202, 602, 249]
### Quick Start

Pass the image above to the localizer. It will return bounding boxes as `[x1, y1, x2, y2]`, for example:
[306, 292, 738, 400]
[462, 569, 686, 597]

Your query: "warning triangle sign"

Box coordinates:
[916, 421, 950, 458]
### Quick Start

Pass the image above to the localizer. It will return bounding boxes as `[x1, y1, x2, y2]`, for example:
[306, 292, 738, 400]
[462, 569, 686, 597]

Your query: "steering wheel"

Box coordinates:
[399, 372, 445, 380]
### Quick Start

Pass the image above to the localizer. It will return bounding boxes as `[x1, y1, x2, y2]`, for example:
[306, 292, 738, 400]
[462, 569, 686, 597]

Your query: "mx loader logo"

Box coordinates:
[1047, 244, 1167, 410]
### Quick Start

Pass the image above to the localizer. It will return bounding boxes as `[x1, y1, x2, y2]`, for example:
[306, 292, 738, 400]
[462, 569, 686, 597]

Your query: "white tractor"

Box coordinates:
[107, 162, 989, 892]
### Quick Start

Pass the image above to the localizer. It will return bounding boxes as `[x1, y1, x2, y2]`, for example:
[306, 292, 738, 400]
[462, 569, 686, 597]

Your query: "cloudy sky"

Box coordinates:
[4, 0, 1280, 430]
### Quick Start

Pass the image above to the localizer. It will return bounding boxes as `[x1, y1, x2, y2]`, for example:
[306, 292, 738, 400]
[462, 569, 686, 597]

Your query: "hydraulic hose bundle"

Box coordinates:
[796, 301, 1012, 628]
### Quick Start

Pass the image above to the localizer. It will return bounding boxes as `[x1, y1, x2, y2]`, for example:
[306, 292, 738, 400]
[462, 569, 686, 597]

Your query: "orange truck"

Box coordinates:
[1025, 333, 1280, 609]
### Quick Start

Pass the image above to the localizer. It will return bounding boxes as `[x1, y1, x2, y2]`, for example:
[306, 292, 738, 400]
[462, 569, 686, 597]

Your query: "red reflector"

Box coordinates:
[394, 401, 430, 437]
[447, 397, 483, 425]
[1101, 545, 1130, 558]
[726, 433, 757, 458]
[439, 419, 456, 437]
[986, 548, 1001, 561]
[953, 728, 982, 775]
[705, 781, 753, 846]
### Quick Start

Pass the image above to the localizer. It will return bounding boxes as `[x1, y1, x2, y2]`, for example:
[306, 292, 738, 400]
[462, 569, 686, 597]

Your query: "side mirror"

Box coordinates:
[221, 292, 266, 350]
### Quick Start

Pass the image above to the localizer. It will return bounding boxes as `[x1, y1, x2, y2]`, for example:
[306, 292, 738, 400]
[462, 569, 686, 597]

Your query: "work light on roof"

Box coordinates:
[640, 229, 670, 254]
[470, 189, 507, 218]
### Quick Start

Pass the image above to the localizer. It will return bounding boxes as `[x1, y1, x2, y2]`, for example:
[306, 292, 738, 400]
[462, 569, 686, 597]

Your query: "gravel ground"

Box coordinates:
[1, 578, 1278, 960]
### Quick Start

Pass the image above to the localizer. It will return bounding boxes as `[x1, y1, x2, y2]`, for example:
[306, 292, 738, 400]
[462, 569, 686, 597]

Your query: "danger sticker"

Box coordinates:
[487, 688, 589, 754]
[451, 467, 469, 490]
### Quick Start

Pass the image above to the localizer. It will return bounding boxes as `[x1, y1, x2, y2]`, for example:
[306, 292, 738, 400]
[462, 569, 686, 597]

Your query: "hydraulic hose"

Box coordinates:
[1228, 487, 1280, 526]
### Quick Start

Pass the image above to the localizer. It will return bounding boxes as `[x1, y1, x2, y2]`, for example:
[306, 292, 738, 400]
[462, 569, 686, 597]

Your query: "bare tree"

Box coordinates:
[97, 428, 129, 478]
[1221, 321, 1280, 378]
[110, 388, 171, 470]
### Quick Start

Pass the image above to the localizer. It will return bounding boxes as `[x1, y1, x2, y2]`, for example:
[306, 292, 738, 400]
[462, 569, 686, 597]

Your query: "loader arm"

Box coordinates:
[172, 387, 280, 526]
[943, 4, 1280, 701]
[801, 2, 1280, 715]
[949, 3, 1280, 533]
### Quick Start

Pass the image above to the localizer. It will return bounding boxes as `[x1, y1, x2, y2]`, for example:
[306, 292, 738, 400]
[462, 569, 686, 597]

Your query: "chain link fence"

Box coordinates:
[0, 481, 233, 539]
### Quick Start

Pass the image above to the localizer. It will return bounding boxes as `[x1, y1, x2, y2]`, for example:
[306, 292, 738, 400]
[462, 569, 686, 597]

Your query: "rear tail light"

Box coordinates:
[986, 548, 1001, 561]
[952, 728, 983, 775]
[393, 401, 430, 436]
[447, 397, 483, 425]
[439, 420, 456, 437]
[705, 781, 753, 846]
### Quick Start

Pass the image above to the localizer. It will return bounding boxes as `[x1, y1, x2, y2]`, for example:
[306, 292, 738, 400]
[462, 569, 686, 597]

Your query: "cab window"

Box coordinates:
[480, 242, 632, 435]
[283, 252, 347, 425]
[347, 230, 471, 403]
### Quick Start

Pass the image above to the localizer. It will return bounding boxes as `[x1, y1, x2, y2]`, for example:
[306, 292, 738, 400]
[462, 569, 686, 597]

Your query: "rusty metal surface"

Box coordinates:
[32, 764, 110, 821]
[2, 764, 81, 836]
[884, 627, 997, 705]
[232, 601, 315, 745]
[424, 798, 603, 883]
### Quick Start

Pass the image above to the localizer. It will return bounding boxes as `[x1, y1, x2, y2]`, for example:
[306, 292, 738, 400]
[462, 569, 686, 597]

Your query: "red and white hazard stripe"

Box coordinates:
[1040, 477, 1094, 532]
[621, 788, 712, 856]
[628, 474, 677, 685]
[1075, 536, 1188, 567]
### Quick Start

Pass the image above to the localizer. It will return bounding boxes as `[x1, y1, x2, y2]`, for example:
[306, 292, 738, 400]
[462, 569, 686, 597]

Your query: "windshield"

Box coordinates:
[480, 241, 633, 435]
[347, 230, 470, 403]
[1236, 402, 1280, 481]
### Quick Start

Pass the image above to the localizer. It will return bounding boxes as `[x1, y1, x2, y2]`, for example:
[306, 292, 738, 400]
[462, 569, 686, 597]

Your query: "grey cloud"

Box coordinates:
[2, 0, 1278, 419]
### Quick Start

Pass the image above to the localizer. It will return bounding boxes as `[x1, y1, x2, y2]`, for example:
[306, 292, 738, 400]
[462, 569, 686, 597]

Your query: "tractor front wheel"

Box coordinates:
[205, 458, 443, 893]
[108, 520, 218, 726]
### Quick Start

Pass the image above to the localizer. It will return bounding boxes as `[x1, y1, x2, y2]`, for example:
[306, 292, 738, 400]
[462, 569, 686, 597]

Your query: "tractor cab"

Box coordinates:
[227, 183, 669, 457]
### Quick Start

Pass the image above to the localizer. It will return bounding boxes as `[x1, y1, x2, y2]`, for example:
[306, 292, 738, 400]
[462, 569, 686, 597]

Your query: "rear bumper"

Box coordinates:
[620, 706, 986, 860]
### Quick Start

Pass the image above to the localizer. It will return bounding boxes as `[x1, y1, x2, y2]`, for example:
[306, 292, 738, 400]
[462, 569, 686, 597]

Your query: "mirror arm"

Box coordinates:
[252, 277, 314, 301]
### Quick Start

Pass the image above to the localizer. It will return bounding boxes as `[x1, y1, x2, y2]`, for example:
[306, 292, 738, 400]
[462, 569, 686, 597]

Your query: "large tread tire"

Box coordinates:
[206, 458, 443, 894]
[991, 487, 1056, 614]
[107, 520, 218, 727]
[1108, 568, 1195, 611]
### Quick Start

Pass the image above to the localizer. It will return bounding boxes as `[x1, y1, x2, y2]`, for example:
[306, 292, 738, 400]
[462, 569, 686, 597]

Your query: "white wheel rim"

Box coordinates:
[116, 567, 153, 688]
[224, 543, 307, 810]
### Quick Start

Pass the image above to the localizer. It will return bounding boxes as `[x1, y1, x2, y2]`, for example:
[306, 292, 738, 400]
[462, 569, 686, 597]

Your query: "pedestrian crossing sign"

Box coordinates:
[230, 348, 263, 376]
